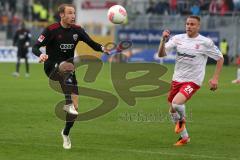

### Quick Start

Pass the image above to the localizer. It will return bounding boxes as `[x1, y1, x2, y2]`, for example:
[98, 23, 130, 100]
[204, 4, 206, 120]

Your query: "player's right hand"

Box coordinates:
[39, 54, 48, 63]
[101, 46, 110, 55]
[162, 30, 170, 40]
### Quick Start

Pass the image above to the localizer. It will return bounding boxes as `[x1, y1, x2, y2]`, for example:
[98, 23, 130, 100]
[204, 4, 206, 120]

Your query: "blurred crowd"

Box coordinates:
[1, 0, 240, 40]
[0, 0, 18, 31]
[0, 0, 72, 39]
[1, 0, 240, 32]
[0, 0, 58, 30]
[144, 0, 240, 16]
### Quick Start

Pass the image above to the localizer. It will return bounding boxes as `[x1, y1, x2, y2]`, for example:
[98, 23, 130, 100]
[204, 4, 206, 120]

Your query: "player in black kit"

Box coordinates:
[32, 3, 109, 149]
[12, 23, 31, 77]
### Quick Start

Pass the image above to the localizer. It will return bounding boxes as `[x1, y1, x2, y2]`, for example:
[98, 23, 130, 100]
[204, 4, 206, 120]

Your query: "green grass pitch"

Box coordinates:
[0, 62, 239, 160]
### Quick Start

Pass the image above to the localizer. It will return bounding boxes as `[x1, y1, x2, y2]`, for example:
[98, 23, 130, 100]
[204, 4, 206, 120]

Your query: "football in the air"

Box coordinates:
[107, 5, 127, 24]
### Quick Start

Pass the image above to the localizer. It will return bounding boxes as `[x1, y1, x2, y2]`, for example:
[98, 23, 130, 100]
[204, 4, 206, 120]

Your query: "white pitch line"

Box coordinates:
[0, 141, 238, 160]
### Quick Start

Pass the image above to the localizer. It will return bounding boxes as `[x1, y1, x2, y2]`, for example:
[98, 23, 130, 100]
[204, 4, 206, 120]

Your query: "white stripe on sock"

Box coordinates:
[169, 112, 180, 123]
[172, 103, 186, 120]
[180, 128, 189, 138]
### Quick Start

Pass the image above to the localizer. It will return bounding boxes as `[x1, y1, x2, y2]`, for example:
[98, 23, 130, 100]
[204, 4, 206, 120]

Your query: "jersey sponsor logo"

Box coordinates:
[176, 42, 182, 45]
[38, 35, 45, 42]
[73, 34, 78, 41]
[60, 44, 74, 50]
[177, 52, 196, 58]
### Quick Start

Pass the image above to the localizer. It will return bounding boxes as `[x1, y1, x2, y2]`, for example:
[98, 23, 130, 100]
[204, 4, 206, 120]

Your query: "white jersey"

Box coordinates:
[165, 33, 223, 86]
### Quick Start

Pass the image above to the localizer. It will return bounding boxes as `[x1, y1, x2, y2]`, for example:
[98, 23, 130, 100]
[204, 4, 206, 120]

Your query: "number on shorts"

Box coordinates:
[184, 85, 193, 94]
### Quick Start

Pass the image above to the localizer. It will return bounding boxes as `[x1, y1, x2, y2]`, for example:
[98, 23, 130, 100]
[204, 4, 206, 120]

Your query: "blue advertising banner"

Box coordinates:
[118, 29, 220, 45]
[0, 47, 38, 62]
[115, 29, 220, 63]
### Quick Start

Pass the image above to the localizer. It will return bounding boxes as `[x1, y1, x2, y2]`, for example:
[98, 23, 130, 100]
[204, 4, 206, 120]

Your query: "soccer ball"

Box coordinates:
[107, 5, 127, 24]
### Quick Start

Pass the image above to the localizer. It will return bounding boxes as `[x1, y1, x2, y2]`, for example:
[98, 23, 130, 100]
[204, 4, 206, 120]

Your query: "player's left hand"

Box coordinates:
[208, 78, 218, 91]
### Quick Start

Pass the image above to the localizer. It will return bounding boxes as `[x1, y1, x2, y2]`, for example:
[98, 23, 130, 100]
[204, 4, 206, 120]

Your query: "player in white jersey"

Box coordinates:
[157, 16, 224, 146]
[231, 55, 240, 84]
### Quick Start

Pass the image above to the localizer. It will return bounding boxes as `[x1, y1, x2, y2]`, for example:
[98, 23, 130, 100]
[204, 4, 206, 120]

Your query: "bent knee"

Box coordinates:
[59, 61, 74, 73]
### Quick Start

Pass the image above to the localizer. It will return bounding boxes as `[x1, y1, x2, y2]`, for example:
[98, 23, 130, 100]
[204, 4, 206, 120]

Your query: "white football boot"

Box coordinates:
[63, 103, 79, 115]
[12, 72, 20, 77]
[61, 130, 71, 149]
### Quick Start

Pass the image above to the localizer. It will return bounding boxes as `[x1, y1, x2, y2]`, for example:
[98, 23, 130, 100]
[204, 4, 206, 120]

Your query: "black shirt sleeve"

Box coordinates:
[78, 28, 103, 52]
[32, 28, 51, 57]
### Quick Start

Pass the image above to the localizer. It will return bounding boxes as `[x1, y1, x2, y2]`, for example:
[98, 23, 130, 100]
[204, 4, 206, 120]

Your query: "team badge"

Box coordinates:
[73, 34, 78, 41]
[38, 35, 45, 42]
[195, 44, 200, 49]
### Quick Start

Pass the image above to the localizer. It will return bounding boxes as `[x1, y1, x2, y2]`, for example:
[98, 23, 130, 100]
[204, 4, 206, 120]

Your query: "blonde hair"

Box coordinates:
[187, 15, 201, 22]
[58, 4, 75, 14]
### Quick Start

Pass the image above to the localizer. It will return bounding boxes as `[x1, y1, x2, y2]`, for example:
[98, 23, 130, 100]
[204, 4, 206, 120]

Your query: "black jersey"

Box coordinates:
[13, 28, 31, 49]
[32, 22, 103, 65]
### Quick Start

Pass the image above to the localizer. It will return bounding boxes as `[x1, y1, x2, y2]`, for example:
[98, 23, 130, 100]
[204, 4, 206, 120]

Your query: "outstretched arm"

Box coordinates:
[157, 30, 170, 57]
[208, 57, 224, 91]
[79, 28, 104, 52]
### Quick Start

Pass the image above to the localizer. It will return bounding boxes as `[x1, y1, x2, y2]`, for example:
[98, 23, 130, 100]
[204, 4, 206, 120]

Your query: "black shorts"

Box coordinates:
[44, 61, 79, 95]
[17, 48, 28, 58]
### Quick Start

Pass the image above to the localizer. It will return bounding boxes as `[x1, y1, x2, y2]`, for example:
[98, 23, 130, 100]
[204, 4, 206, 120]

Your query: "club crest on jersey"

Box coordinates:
[73, 34, 78, 41]
[195, 44, 200, 49]
[38, 35, 45, 42]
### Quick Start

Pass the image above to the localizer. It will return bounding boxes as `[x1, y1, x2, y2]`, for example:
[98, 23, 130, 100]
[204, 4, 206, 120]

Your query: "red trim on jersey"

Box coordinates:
[71, 24, 82, 29]
[48, 23, 60, 31]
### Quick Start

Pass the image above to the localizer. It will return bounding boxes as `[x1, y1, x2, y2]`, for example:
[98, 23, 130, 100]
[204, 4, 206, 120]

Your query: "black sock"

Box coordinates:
[65, 94, 72, 105]
[16, 57, 20, 72]
[25, 58, 29, 73]
[63, 121, 74, 135]
[63, 113, 77, 135]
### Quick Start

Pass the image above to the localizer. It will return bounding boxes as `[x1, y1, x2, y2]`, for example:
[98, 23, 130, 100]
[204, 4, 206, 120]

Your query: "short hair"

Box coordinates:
[58, 3, 75, 14]
[187, 15, 201, 22]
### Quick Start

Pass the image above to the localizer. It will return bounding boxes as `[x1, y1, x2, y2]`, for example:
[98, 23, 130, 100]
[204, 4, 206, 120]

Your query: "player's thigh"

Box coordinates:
[173, 82, 200, 104]
[167, 81, 181, 103]
[172, 92, 187, 105]
[44, 62, 57, 77]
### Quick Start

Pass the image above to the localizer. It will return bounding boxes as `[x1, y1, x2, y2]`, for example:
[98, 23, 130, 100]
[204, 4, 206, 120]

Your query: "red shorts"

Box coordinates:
[168, 81, 200, 103]
[236, 57, 240, 65]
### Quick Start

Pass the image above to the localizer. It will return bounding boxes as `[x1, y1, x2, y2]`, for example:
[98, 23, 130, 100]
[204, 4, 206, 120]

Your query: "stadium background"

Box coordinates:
[1, 0, 240, 63]
[0, 0, 240, 160]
